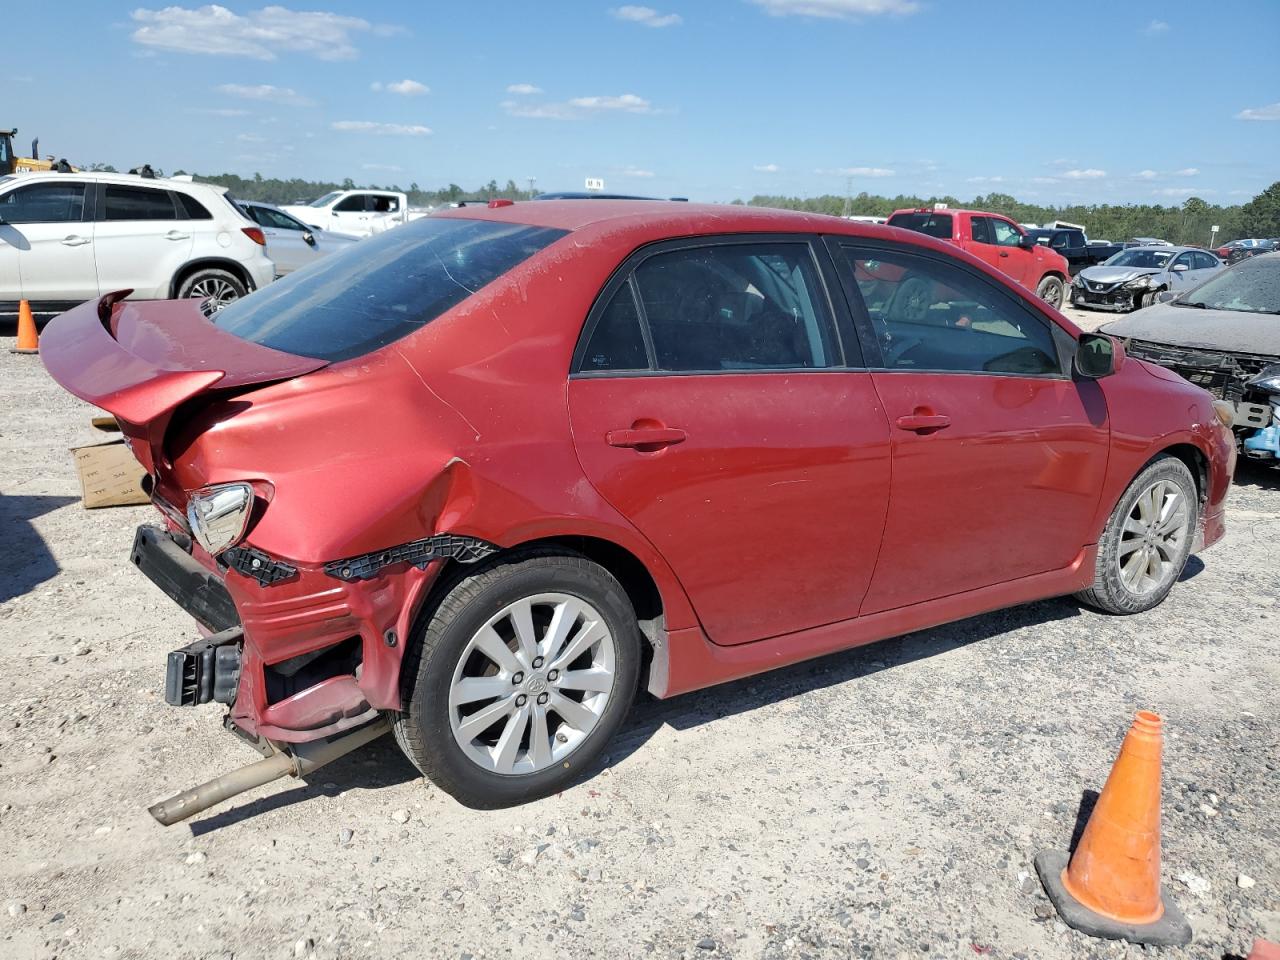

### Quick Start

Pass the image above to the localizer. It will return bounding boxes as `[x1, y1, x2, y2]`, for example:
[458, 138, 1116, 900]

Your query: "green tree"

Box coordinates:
[1238, 181, 1280, 238]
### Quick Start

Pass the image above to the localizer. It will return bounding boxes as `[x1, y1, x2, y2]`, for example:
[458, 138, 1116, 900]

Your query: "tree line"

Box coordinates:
[737, 183, 1280, 246]
[80, 164, 1280, 243]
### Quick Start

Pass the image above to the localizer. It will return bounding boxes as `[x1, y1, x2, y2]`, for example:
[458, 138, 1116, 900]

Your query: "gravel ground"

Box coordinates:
[1, 304, 1277, 960]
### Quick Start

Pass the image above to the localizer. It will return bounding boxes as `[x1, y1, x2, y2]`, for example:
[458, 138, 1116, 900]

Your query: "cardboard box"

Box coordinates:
[70, 440, 149, 509]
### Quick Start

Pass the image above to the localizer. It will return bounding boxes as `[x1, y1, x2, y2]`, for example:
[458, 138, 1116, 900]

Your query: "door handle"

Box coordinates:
[606, 427, 687, 449]
[60, 235, 91, 247]
[164, 231, 191, 241]
[895, 413, 951, 432]
[999, 251, 1010, 257]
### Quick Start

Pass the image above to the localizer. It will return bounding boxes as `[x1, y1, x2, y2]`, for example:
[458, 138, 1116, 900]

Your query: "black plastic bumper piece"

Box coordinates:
[165, 627, 244, 707]
[131, 524, 241, 633]
[324, 534, 498, 582]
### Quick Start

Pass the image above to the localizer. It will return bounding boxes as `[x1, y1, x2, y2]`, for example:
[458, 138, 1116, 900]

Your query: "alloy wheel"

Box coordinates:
[1116, 479, 1189, 595]
[448, 593, 616, 775]
[188, 277, 240, 312]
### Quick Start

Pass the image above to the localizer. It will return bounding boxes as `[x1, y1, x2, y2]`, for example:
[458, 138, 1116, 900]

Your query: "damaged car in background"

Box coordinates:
[1072, 245, 1225, 312]
[1102, 252, 1280, 466]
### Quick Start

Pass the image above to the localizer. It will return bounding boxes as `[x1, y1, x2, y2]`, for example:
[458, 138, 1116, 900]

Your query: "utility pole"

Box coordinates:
[527, 176, 536, 198]
[842, 175, 853, 218]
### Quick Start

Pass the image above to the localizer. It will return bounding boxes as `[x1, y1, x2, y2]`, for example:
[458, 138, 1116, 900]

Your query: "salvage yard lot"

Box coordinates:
[1, 310, 1277, 959]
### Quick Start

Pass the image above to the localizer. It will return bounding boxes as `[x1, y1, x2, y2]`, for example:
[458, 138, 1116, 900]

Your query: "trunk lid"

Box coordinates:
[41, 291, 326, 473]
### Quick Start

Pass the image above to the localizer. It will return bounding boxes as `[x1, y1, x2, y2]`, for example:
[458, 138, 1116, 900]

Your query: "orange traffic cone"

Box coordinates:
[11, 299, 38, 354]
[1035, 711, 1191, 946]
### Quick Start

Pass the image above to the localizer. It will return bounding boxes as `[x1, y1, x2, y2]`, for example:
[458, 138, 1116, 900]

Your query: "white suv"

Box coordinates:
[0, 171, 275, 319]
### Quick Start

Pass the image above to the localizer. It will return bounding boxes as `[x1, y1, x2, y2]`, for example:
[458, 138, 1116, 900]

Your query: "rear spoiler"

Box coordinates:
[40, 291, 326, 473]
[41, 291, 228, 427]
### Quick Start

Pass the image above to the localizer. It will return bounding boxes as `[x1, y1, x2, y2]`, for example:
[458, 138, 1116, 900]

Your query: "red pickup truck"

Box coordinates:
[887, 207, 1070, 308]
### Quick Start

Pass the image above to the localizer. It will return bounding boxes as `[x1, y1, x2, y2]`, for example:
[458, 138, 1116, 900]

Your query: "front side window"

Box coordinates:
[333, 195, 366, 212]
[629, 242, 838, 372]
[0, 181, 86, 223]
[990, 219, 1022, 247]
[215, 217, 566, 361]
[103, 185, 176, 221]
[840, 246, 1061, 376]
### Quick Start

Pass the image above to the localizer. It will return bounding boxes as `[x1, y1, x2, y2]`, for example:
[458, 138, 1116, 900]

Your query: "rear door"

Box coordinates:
[568, 236, 892, 646]
[828, 238, 1109, 614]
[93, 183, 194, 298]
[0, 178, 97, 305]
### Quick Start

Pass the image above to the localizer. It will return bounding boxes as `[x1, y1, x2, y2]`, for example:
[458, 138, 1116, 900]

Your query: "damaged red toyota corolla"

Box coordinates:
[41, 202, 1235, 817]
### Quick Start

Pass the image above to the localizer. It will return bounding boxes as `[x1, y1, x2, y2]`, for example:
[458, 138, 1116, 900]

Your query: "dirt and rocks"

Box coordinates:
[1, 307, 1277, 960]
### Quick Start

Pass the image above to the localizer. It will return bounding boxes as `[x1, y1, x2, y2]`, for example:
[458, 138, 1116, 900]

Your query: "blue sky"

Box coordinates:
[9, 1, 1280, 204]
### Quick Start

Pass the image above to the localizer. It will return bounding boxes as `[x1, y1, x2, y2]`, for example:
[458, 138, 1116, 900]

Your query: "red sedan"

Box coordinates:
[41, 202, 1235, 811]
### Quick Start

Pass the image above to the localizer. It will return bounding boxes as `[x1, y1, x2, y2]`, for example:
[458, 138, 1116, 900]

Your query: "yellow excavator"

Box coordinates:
[0, 128, 75, 175]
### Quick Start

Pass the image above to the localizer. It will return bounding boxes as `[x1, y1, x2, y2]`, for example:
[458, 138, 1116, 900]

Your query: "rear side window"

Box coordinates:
[176, 193, 212, 219]
[214, 217, 566, 361]
[103, 185, 176, 220]
[0, 181, 86, 223]
[970, 216, 993, 244]
[887, 212, 953, 240]
[581, 282, 649, 372]
[630, 242, 837, 372]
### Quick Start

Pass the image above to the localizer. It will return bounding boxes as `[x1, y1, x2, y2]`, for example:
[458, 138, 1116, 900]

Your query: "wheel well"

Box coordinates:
[1158, 443, 1208, 503]
[170, 258, 252, 298]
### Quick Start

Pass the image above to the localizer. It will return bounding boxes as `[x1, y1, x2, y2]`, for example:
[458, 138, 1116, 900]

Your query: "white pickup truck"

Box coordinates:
[279, 189, 425, 239]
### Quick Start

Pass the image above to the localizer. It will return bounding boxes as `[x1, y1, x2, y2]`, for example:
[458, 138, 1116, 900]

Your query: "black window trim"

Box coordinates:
[93, 181, 180, 222]
[570, 232, 860, 379]
[0, 178, 93, 224]
[823, 236, 1074, 381]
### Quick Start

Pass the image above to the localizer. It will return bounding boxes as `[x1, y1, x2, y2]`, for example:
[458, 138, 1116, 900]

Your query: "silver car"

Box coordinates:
[238, 200, 357, 276]
[1071, 245, 1224, 312]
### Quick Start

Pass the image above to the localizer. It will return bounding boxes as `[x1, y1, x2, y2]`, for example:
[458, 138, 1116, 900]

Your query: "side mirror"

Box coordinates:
[1075, 333, 1117, 379]
[1018, 234, 1037, 249]
[1171, 263, 1188, 272]
[303, 231, 316, 246]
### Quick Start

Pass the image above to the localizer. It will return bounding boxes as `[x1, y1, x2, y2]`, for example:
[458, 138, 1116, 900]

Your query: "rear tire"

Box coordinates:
[1075, 455, 1198, 615]
[177, 268, 246, 313]
[392, 550, 641, 809]
[1036, 275, 1065, 309]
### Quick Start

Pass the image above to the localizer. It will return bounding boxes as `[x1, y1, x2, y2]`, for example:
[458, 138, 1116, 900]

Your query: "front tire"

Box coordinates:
[1036, 275, 1065, 309]
[1076, 456, 1198, 614]
[392, 551, 641, 808]
[177, 267, 247, 313]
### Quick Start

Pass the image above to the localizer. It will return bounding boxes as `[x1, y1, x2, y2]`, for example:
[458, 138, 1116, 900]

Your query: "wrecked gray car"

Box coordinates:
[1071, 246, 1224, 312]
[1102, 252, 1280, 466]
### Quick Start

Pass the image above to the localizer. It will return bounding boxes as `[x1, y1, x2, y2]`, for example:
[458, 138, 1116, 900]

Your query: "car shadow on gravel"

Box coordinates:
[0, 494, 78, 603]
[601, 595, 1088, 772]
[188, 735, 419, 835]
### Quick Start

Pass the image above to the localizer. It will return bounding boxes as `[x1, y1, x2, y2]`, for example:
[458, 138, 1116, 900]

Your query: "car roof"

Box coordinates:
[9, 170, 230, 195]
[888, 208, 1009, 218]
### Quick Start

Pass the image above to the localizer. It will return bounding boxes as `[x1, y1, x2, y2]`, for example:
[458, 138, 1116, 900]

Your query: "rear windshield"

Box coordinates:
[214, 217, 567, 361]
[887, 212, 953, 239]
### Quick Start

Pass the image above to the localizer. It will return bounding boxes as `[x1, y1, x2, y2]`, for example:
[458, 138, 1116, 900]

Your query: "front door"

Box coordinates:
[568, 237, 893, 646]
[0, 179, 97, 305]
[830, 240, 1110, 614]
[988, 216, 1032, 287]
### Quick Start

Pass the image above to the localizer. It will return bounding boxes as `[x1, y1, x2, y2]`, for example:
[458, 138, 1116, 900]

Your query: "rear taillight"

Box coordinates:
[241, 226, 266, 246]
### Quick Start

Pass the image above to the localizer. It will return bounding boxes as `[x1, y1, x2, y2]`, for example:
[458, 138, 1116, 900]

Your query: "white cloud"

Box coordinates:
[504, 92, 660, 119]
[1144, 19, 1170, 35]
[1062, 168, 1106, 180]
[1135, 169, 1158, 180]
[1236, 101, 1280, 121]
[216, 83, 314, 106]
[188, 106, 249, 116]
[331, 120, 432, 136]
[1173, 167, 1199, 177]
[506, 83, 543, 95]
[620, 166, 656, 178]
[754, 163, 780, 173]
[825, 166, 895, 177]
[236, 132, 266, 142]
[569, 94, 656, 113]
[372, 78, 429, 96]
[749, 0, 918, 20]
[612, 5, 683, 27]
[966, 175, 1004, 183]
[131, 4, 390, 60]
[1153, 187, 1215, 197]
